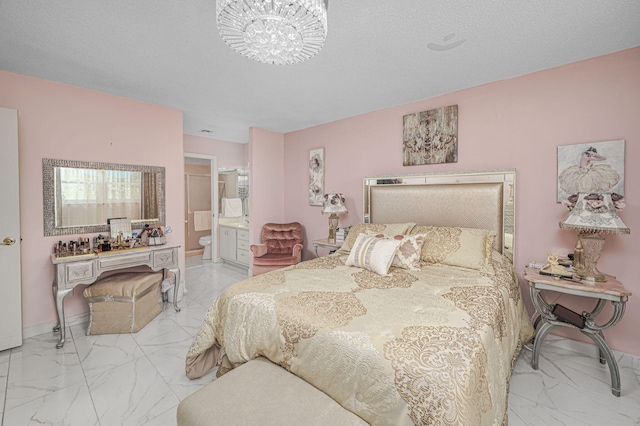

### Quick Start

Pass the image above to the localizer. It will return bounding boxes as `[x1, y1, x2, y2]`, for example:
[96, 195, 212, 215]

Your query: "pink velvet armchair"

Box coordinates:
[250, 222, 303, 276]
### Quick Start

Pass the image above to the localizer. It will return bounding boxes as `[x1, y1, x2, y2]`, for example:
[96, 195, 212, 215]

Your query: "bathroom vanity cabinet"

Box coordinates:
[219, 224, 249, 267]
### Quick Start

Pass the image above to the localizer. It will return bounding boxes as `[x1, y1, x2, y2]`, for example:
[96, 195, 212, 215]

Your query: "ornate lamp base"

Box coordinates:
[327, 213, 339, 244]
[573, 232, 606, 282]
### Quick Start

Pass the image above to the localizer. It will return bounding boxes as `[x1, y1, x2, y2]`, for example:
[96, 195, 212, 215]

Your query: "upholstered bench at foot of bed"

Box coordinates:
[177, 357, 368, 426]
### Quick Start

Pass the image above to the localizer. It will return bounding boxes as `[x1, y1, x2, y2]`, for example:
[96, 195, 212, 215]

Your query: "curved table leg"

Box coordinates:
[532, 313, 542, 330]
[532, 321, 556, 370]
[52, 279, 60, 332]
[54, 287, 74, 349]
[169, 267, 181, 312]
[597, 330, 606, 365]
[523, 313, 541, 352]
[586, 331, 620, 397]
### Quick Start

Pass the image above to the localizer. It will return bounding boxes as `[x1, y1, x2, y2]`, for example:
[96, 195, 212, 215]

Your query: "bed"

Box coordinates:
[185, 169, 533, 425]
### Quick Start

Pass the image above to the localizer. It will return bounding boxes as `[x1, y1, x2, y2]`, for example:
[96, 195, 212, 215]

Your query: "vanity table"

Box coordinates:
[51, 243, 181, 348]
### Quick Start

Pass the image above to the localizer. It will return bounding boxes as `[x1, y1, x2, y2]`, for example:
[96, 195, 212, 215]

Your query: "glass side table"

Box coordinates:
[523, 266, 631, 397]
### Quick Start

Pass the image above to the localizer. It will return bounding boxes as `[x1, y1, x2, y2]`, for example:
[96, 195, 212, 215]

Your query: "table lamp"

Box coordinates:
[322, 193, 348, 244]
[559, 192, 629, 282]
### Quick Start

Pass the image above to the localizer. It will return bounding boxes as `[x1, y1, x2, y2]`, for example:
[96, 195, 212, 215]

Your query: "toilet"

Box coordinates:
[198, 235, 212, 260]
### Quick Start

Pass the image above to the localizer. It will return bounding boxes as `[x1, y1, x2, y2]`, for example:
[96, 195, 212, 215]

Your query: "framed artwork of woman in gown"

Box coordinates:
[557, 140, 625, 202]
[309, 147, 325, 206]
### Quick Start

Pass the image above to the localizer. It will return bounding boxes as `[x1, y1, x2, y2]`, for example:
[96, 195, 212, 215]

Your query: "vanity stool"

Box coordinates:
[83, 271, 163, 335]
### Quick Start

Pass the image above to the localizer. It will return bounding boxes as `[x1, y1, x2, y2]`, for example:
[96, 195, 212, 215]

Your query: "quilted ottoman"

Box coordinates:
[83, 271, 163, 335]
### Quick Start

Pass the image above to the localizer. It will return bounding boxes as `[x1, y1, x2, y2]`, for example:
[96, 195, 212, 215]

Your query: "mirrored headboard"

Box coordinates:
[364, 169, 515, 262]
[43, 158, 165, 236]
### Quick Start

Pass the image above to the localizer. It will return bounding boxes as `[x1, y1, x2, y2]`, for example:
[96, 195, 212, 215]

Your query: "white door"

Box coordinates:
[0, 107, 22, 351]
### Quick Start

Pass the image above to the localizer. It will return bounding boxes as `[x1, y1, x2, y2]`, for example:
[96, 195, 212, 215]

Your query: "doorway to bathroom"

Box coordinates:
[184, 153, 218, 260]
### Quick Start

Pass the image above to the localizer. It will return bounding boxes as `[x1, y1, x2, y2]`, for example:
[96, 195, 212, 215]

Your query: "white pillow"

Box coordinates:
[345, 233, 402, 275]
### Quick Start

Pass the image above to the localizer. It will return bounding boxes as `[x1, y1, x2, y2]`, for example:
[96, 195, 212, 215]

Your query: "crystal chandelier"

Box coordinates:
[216, 0, 328, 65]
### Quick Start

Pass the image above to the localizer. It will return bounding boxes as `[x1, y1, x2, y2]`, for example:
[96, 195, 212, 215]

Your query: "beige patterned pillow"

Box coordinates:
[337, 222, 416, 254]
[345, 233, 402, 275]
[370, 233, 426, 270]
[410, 226, 495, 273]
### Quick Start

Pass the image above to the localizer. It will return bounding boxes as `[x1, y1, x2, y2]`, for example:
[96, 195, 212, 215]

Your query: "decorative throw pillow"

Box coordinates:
[337, 222, 416, 254]
[369, 233, 426, 270]
[345, 233, 402, 275]
[410, 226, 495, 273]
[392, 233, 427, 270]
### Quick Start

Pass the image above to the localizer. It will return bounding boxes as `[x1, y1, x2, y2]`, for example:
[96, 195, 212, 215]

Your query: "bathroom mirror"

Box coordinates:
[43, 158, 165, 236]
[218, 168, 249, 217]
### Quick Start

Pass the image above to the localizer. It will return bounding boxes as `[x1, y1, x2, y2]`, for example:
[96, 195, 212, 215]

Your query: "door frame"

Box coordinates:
[184, 153, 219, 261]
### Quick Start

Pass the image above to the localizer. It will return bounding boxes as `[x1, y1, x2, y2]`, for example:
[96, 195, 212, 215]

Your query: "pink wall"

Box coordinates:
[282, 47, 640, 356]
[183, 134, 247, 169]
[0, 70, 185, 330]
[248, 127, 285, 252]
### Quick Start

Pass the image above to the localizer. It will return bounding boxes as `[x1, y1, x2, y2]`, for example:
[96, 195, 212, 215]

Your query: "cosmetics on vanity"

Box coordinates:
[53, 237, 93, 257]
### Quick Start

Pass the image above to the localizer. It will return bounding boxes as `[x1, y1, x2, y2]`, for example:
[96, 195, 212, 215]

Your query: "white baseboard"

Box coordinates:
[545, 333, 638, 362]
[22, 313, 89, 339]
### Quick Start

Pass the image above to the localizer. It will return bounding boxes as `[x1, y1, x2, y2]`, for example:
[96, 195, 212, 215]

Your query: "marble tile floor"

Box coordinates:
[0, 258, 249, 426]
[510, 337, 640, 425]
[0, 259, 638, 425]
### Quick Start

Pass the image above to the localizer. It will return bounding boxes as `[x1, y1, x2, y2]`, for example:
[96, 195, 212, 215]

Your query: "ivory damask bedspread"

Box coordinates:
[186, 253, 533, 425]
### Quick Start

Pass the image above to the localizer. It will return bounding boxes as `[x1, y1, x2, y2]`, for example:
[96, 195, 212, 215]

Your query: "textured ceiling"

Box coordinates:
[1, 1, 639, 143]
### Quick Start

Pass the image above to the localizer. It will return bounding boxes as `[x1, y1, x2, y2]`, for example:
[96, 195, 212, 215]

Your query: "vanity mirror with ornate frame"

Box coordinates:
[43, 158, 165, 236]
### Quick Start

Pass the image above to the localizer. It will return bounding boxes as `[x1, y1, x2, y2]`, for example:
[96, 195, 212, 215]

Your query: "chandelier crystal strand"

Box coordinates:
[216, 0, 328, 65]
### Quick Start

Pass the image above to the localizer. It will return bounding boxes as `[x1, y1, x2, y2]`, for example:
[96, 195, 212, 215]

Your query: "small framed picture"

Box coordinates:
[309, 147, 324, 206]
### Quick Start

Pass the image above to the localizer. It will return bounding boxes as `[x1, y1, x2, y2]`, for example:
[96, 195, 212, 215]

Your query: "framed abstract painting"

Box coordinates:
[403, 104, 458, 166]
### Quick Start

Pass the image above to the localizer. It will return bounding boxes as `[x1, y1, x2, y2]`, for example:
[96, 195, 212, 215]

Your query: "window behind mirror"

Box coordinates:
[56, 168, 143, 227]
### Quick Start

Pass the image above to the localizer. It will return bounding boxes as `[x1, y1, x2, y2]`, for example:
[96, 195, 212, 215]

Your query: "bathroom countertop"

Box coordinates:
[219, 221, 249, 230]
